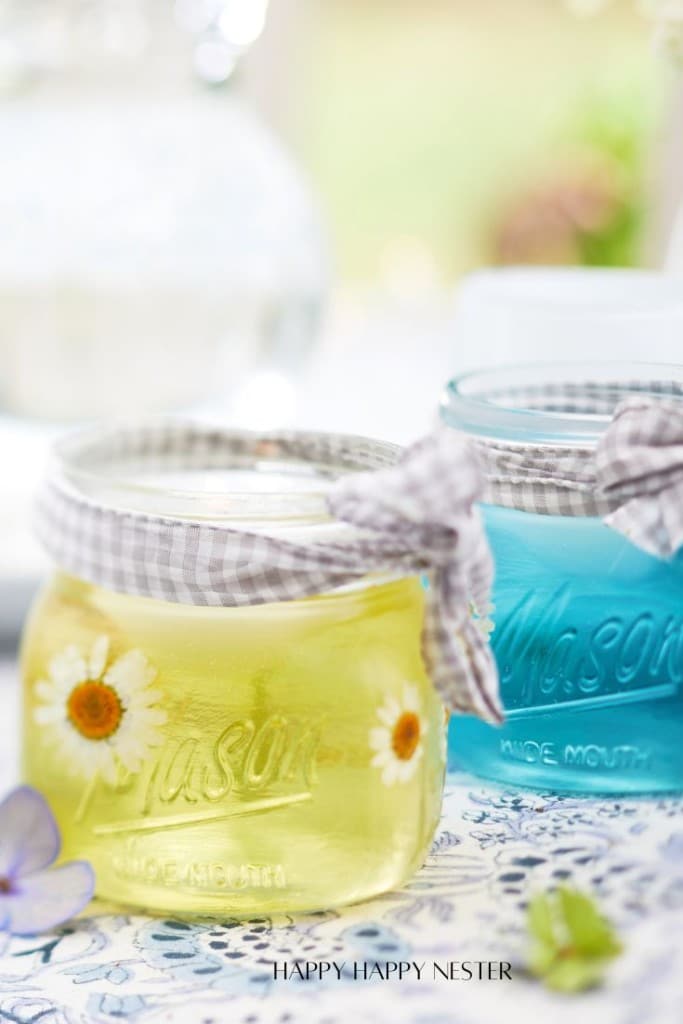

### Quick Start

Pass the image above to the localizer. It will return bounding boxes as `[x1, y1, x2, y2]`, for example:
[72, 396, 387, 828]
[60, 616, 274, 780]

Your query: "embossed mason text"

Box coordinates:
[494, 585, 683, 710]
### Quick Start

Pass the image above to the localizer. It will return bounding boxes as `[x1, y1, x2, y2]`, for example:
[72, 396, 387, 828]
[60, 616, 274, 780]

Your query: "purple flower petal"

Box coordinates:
[0, 786, 60, 880]
[2, 861, 95, 935]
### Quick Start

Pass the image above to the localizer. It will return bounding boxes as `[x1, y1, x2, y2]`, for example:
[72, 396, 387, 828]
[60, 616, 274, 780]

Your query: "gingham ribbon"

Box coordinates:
[36, 425, 502, 724]
[471, 383, 683, 559]
[597, 397, 683, 558]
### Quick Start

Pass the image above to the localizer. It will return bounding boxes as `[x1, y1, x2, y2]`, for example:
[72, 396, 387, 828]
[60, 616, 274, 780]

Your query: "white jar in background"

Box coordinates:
[452, 267, 683, 371]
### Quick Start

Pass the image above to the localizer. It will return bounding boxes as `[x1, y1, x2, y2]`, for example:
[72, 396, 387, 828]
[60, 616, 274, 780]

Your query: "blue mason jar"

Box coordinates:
[441, 363, 683, 795]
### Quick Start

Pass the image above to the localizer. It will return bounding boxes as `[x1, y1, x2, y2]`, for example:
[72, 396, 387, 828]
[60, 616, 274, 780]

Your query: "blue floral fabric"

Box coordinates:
[0, 774, 681, 1024]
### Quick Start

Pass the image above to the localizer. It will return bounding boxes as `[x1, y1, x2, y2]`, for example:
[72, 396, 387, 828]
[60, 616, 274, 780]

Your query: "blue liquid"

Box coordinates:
[448, 505, 683, 793]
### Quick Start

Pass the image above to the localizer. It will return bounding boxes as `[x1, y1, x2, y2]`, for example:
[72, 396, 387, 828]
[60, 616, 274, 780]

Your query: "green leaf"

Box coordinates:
[528, 942, 558, 978]
[527, 892, 556, 947]
[558, 887, 623, 959]
[542, 956, 608, 994]
[526, 887, 623, 994]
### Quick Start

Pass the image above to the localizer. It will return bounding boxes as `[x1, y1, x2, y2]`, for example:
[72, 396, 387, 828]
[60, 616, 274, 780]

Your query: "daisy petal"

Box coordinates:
[368, 727, 389, 752]
[395, 759, 418, 783]
[4, 861, 95, 935]
[98, 756, 120, 785]
[377, 698, 400, 727]
[89, 635, 110, 679]
[403, 685, 421, 711]
[105, 650, 155, 698]
[132, 707, 167, 728]
[48, 647, 87, 690]
[0, 787, 60, 879]
[33, 704, 66, 726]
[34, 680, 57, 702]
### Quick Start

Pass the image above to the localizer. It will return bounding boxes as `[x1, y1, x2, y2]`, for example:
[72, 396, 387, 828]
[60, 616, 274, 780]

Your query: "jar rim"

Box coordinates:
[441, 361, 683, 445]
[50, 421, 401, 529]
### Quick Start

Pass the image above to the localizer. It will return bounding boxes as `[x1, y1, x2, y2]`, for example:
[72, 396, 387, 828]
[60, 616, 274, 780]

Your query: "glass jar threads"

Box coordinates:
[442, 363, 683, 795]
[21, 425, 452, 913]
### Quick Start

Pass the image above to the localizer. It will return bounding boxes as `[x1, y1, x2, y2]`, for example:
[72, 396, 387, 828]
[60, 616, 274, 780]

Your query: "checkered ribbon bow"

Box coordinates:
[329, 430, 502, 723]
[596, 397, 683, 558]
[36, 425, 502, 724]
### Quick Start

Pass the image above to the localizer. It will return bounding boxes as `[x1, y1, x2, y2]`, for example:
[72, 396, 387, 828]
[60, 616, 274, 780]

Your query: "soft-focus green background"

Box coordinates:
[265, 0, 668, 283]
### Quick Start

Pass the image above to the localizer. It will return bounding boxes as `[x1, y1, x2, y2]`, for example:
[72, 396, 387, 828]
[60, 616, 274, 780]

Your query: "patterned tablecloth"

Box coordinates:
[0, 664, 681, 1024]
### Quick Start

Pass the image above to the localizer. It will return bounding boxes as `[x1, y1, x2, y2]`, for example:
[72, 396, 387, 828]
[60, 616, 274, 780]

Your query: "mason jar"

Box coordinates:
[20, 424, 445, 913]
[441, 363, 683, 795]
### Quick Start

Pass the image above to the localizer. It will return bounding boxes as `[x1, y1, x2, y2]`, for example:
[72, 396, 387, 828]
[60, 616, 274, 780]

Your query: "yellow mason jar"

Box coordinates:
[21, 426, 446, 914]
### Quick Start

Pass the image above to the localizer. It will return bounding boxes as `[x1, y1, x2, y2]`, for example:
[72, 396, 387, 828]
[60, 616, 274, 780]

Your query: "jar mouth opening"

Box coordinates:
[441, 361, 683, 445]
[51, 422, 401, 525]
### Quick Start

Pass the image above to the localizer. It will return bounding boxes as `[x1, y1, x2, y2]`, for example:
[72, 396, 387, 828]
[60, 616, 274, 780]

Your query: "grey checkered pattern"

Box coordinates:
[35, 424, 502, 724]
[477, 437, 610, 518]
[470, 384, 683, 559]
[477, 377, 683, 415]
[597, 397, 683, 558]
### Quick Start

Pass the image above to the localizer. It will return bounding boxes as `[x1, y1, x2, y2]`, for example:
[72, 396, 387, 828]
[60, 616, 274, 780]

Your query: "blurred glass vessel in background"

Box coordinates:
[0, 1, 327, 638]
[0, 0, 326, 421]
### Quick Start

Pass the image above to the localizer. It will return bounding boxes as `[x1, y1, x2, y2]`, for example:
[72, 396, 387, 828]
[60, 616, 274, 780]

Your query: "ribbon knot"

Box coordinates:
[329, 430, 502, 723]
[596, 397, 683, 558]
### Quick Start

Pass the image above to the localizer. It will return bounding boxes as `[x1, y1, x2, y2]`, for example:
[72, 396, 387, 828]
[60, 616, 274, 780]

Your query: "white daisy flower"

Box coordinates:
[34, 636, 167, 784]
[369, 685, 427, 786]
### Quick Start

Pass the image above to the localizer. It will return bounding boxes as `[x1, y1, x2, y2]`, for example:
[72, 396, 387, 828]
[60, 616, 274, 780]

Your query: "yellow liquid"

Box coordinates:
[21, 572, 444, 914]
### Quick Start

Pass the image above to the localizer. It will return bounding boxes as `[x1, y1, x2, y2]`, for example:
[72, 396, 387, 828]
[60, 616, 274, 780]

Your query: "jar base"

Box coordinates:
[449, 712, 683, 796]
[448, 756, 683, 797]
[89, 858, 427, 917]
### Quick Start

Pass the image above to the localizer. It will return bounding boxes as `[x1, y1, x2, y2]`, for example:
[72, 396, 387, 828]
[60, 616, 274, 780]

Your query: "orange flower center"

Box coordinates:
[391, 711, 421, 761]
[67, 681, 123, 740]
